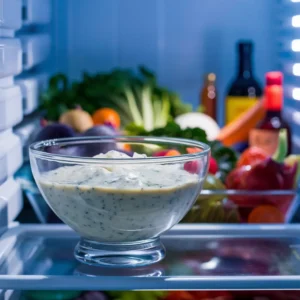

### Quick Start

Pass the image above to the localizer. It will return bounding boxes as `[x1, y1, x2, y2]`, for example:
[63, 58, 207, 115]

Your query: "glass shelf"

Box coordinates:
[0, 224, 300, 290]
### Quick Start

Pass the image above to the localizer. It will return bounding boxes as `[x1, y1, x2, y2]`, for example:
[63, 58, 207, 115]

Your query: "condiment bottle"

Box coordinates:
[225, 41, 262, 124]
[249, 71, 292, 156]
[201, 73, 217, 121]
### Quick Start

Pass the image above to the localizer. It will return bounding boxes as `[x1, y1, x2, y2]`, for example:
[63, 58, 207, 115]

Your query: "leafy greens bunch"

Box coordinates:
[41, 66, 191, 129]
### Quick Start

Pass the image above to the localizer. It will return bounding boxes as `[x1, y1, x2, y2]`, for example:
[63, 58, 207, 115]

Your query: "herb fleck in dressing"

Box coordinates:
[39, 151, 200, 242]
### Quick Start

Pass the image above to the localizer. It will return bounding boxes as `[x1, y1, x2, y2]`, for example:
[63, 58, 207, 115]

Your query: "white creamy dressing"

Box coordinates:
[38, 150, 200, 242]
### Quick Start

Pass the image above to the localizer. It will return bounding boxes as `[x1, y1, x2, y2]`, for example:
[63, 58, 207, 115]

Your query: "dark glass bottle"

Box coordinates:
[225, 41, 262, 124]
[201, 73, 217, 121]
[249, 72, 292, 155]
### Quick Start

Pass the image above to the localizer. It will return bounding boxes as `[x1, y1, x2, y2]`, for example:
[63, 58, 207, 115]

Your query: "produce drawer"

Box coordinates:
[1, 224, 300, 290]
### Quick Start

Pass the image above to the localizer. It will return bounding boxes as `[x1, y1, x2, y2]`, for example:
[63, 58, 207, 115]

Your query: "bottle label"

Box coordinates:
[226, 97, 258, 124]
[249, 129, 279, 156]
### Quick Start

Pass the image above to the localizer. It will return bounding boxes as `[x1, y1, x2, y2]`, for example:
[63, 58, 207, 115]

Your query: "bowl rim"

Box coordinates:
[29, 136, 210, 165]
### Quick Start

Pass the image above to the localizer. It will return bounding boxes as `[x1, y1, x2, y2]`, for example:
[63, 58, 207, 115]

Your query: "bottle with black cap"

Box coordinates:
[225, 41, 262, 125]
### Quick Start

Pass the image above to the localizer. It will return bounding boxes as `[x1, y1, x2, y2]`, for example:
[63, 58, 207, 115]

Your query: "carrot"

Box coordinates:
[248, 205, 285, 223]
[216, 101, 265, 147]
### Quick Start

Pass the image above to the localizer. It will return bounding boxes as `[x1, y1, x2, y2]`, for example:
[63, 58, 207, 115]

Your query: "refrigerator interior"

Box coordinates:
[1, 0, 300, 297]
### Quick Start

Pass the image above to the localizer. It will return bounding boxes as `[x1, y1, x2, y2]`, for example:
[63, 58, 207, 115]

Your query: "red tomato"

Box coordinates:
[209, 157, 218, 174]
[237, 146, 268, 167]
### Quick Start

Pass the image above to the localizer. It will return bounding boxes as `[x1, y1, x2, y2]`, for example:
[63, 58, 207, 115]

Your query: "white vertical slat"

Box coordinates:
[280, 0, 300, 153]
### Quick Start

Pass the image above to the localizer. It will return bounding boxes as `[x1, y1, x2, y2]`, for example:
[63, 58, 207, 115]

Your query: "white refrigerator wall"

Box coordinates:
[0, 0, 51, 227]
[51, 0, 279, 125]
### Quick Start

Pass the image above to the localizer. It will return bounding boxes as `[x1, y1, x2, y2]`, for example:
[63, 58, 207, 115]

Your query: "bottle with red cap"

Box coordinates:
[249, 71, 292, 155]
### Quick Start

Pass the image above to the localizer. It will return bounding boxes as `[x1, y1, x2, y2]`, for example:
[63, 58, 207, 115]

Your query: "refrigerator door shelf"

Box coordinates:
[16, 73, 49, 115]
[0, 179, 23, 227]
[0, 224, 300, 290]
[0, 0, 22, 37]
[22, 0, 51, 25]
[0, 39, 22, 78]
[0, 85, 23, 131]
[20, 35, 51, 71]
[0, 130, 23, 184]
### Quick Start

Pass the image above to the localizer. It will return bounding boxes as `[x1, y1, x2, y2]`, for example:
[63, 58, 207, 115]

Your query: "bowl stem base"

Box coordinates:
[74, 237, 166, 267]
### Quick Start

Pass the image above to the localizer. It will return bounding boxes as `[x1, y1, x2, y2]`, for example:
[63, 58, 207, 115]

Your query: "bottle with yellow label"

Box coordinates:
[225, 41, 262, 125]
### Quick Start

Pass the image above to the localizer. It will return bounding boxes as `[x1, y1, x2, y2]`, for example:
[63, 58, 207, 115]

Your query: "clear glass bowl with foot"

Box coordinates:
[29, 136, 209, 267]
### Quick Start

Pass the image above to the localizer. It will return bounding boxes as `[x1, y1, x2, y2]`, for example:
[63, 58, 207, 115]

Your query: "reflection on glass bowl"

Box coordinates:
[74, 264, 164, 277]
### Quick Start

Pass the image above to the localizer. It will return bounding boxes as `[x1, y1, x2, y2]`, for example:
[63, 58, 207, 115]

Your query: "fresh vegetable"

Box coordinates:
[237, 146, 268, 167]
[41, 67, 191, 128]
[59, 109, 93, 133]
[285, 154, 300, 187]
[80, 125, 117, 156]
[228, 157, 297, 190]
[164, 291, 234, 300]
[216, 100, 265, 146]
[107, 291, 167, 300]
[182, 174, 240, 224]
[25, 291, 82, 300]
[182, 195, 240, 224]
[165, 149, 181, 156]
[203, 174, 227, 190]
[75, 292, 108, 300]
[227, 129, 297, 190]
[175, 112, 220, 141]
[127, 121, 238, 180]
[272, 129, 288, 163]
[209, 140, 238, 182]
[33, 123, 76, 142]
[186, 147, 218, 175]
[209, 157, 218, 174]
[126, 121, 207, 142]
[184, 161, 200, 174]
[81, 125, 117, 137]
[225, 130, 298, 222]
[92, 108, 121, 129]
[163, 291, 194, 300]
[153, 149, 170, 157]
[248, 205, 285, 223]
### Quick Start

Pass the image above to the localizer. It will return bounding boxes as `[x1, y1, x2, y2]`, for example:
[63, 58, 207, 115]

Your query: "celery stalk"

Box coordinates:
[141, 85, 154, 131]
[160, 93, 170, 127]
[272, 129, 288, 163]
[124, 87, 143, 125]
[153, 97, 162, 128]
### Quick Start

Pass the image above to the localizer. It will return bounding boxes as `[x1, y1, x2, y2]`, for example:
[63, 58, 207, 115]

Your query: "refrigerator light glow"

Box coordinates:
[293, 63, 300, 75]
[292, 15, 300, 27]
[293, 88, 300, 100]
[292, 39, 300, 51]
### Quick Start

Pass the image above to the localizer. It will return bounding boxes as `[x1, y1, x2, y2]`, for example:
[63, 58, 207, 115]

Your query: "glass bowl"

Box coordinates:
[29, 136, 210, 267]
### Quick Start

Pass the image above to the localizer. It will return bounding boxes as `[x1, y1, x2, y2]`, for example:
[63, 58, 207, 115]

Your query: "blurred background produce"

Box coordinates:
[6, 0, 300, 228]
[22, 290, 300, 300]
[18, 65, 300, 226]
